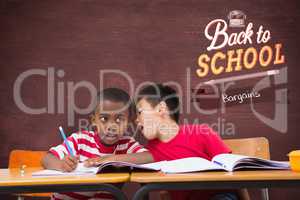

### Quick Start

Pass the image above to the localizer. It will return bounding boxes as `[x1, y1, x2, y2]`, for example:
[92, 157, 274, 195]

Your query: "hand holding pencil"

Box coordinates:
[58, 126, 79, 172]
[60, 153, 79, 172]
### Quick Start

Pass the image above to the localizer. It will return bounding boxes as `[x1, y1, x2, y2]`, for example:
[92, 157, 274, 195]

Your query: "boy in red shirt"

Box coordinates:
[135, 83, 238, 200]
[86, 84, 242, 200]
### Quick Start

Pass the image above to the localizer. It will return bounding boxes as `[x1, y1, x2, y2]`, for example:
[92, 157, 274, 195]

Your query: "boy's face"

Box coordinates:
[92, 100, 129, 145]
[136, 98, 161, 140]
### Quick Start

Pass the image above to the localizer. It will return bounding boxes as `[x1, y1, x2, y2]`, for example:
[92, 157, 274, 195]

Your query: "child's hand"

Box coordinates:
[84, 156, 115, 167]
[60, 155, 79, 172]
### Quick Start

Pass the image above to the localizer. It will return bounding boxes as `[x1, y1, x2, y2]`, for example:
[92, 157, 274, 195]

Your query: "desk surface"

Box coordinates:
[0, 167, 130, 186]
[131, 170, 300, 183]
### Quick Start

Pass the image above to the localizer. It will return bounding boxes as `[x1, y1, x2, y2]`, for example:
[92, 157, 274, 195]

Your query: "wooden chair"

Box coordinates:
[224, 137, 270, 200]
[8, 150, 51, 200]
[223, 137, 270, 160]
[159, 137, 270, 200]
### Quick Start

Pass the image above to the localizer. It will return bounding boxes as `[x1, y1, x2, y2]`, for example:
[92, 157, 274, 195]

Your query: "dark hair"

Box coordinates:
[96, 88, 133, 117]
[137, 83, 180, 122]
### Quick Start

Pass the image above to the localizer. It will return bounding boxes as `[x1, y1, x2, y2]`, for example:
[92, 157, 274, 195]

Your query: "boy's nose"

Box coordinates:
[107, 126, 117, 133]
[107, 123, 118, 132]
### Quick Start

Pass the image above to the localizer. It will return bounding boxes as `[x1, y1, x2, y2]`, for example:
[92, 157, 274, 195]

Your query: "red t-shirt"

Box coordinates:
[147, 124, 232, 200]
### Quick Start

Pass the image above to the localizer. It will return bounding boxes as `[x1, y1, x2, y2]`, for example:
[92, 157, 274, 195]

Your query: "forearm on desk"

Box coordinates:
[112, 151, 154, 164]
[41, 152, 63, 170]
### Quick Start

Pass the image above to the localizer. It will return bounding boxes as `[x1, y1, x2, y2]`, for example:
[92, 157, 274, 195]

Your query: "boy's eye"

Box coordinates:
[115, 117, 125, 123]
[100, 116, 107, 122]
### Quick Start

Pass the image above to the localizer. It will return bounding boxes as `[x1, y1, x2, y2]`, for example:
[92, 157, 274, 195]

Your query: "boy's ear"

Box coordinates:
[89, 114, 99, 132]
[158, 101, 168, 116]
[90, 114, 96, 124]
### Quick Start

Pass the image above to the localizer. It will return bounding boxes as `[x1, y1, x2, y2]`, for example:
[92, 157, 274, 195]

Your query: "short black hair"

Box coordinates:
[136, 83, 180, 122]
[96, 88, 133, 117]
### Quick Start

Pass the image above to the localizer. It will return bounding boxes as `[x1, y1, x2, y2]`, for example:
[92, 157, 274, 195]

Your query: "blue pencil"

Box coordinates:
[59, 126, 74, 156]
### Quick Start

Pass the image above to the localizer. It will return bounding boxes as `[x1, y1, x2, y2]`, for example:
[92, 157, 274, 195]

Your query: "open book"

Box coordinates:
[31, 161, 164, 176]
[158, 153, 290, 173]
[32, 154, 290, 176]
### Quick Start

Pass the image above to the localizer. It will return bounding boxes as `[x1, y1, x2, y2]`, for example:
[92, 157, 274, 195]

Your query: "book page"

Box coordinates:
[96, 160, 163, 173]
[139, 160, 167, 170]
[160, 157, 223, 173]
[212, 154, 249, 171]
[76, 162, 98, 173]
[212, 154, 290, 172]
[32, 163, 98, 176]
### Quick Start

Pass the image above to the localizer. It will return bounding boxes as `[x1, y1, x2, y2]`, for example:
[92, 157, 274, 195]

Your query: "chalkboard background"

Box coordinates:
[0, 0, 299, 199]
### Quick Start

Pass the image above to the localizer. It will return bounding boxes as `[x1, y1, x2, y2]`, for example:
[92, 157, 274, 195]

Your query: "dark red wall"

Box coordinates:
[1, 0, 299, 199]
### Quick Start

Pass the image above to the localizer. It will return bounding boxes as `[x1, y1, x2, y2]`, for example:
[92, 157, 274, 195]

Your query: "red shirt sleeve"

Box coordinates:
[203, 127, 231, 159]
[126, 138, 147, 153]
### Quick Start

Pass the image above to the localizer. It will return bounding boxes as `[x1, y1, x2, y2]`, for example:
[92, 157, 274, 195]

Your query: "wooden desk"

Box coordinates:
[0, 167, 129, 200]
[131, 170, 300, 200]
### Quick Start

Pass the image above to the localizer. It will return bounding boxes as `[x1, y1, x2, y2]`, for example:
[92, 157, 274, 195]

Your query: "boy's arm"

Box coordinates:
[203, 126, 231, 157]
[42, 131, 80, 172]
[42, 152, 79, 172]
[84, 151, 154, 167]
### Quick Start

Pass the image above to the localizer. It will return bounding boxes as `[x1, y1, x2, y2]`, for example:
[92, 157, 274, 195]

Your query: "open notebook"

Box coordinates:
[32, 153, 290, 176]
[31, 161, 163, 176]
[159, 154, 290, 173]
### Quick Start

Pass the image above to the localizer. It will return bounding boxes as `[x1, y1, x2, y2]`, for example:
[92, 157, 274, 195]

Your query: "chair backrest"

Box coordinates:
[224, 137, 270, 159]
[8, 150, 52, 197]
[8, 150, 47, 168]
